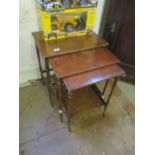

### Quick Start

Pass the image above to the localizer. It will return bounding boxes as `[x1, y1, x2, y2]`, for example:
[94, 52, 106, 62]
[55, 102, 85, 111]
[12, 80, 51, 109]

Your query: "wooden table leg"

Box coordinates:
[56, 78, 59, 102]
[102, 80, 109, 96]
[67, 91, 72, 132]
[103, 77, 118, 114]
[35, 45, 44, 83]
[58, 80, 63, 122]
[45, 58, 53, 107]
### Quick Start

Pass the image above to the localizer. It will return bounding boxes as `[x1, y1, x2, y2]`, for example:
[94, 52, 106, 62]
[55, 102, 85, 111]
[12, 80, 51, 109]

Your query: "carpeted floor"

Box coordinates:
[19, 80, 135, 155]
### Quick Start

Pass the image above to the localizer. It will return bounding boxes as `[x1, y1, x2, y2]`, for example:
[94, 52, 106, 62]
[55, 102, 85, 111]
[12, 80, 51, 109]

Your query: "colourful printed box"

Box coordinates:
[37, 0, 98, 12]
[38, 7, 97, 40]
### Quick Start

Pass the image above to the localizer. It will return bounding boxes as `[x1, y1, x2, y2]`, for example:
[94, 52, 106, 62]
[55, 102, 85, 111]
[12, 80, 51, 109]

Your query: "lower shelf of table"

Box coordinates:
[62, 86, 106, 119]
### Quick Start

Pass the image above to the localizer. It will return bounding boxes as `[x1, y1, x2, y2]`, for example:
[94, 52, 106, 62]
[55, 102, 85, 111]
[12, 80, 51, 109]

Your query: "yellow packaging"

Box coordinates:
[38, 7, 97, 40]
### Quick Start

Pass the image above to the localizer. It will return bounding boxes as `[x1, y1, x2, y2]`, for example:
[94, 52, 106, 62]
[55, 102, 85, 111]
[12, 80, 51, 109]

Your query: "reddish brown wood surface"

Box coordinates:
[32, 31, 109, 58]
[63, 65, 125, 91]
[49, 47, 120, 79]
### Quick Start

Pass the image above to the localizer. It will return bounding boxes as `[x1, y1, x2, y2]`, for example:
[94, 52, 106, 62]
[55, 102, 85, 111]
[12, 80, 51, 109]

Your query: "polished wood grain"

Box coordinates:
[62, 86, 105, 118]
[32, 31, 109, 58]
[49, 47, 120, 79]
[63, 65, 125, 91]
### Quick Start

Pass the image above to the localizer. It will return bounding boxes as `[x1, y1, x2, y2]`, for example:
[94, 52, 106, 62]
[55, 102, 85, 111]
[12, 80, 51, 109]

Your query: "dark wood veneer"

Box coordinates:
[50, 47, 120, 79]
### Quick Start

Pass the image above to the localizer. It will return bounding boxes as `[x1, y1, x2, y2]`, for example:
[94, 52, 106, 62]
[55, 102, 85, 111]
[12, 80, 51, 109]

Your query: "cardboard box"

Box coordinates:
[39, 7, 97, 40]
[37, 0, 98, 12]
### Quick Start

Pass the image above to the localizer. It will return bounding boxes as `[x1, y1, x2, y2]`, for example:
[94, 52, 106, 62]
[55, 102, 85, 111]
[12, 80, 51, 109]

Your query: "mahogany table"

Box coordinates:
[62, 65, 125, 131]
[49, 47, 125, 131]
[32, 31, 125, 131]
[32, 31, 109, 106]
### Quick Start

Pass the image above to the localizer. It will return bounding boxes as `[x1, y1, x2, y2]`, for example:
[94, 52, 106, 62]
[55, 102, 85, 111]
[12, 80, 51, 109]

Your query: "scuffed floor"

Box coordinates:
[19, 80, 134, 155]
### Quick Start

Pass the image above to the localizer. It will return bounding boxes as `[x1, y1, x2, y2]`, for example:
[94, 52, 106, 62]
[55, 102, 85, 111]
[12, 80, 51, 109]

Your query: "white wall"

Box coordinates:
[94, 0, 106, 34]
[19, 0, 40, 84]
[19, 0, 106, 85]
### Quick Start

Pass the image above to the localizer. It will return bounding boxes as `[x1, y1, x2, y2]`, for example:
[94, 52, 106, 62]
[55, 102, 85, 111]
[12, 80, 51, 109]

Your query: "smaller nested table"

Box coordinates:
[61, 65, 125, 131]
[49, 47, 125, 131]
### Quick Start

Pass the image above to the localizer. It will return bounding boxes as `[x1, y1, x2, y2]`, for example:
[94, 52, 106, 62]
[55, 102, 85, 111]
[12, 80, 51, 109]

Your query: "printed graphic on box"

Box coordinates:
[38, 7, 97, 40]
[46, 12, 87, 39]
[38, 0, 98, 12]
[51, 12, 87, 32]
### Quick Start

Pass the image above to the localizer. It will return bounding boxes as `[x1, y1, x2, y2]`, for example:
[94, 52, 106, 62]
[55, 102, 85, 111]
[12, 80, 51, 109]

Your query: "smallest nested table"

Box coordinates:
[60, 65, 125, 131]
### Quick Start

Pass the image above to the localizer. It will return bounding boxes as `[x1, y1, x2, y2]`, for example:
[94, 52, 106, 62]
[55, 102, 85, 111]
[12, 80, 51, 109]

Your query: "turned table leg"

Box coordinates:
[67, 91, 72, 132]
[102, 80, 109, 96]
[45, 58, 53, 107]
[103, 77, 118, 114]
[35, 45, 44, 83]
[58, 80, 63, 122]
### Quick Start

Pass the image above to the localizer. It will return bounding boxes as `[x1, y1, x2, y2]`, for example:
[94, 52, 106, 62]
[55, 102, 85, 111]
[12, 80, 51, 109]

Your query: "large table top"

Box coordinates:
[49, 47, 120, 79]
[32, 31, 109, 58]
